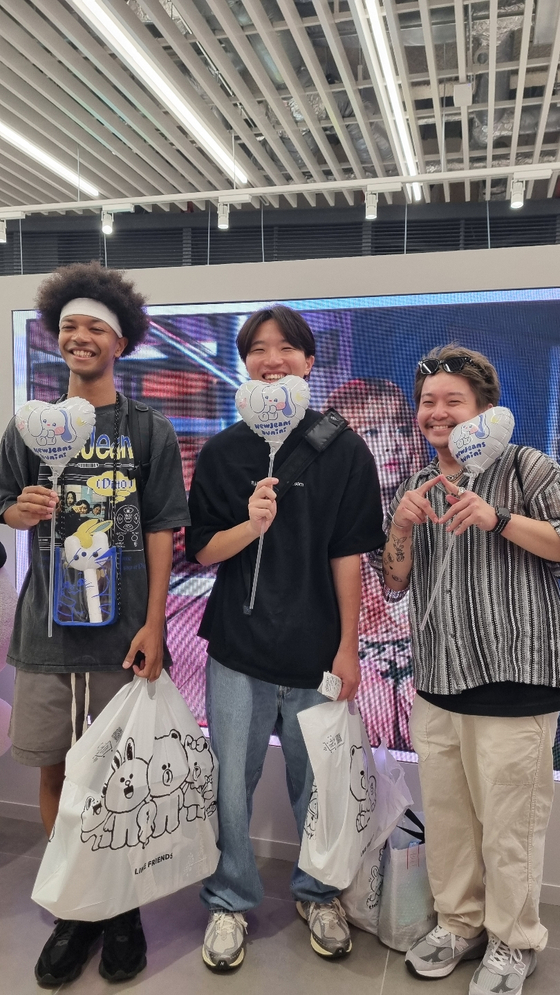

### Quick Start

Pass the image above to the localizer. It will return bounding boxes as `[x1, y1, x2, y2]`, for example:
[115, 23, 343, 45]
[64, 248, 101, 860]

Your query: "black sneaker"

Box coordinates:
[99, 908, 147, 983]
[35, 918, 104, 987]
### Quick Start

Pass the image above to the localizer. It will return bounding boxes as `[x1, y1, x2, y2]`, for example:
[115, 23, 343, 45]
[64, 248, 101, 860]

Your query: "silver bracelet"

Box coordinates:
[391, 519, 410, 532]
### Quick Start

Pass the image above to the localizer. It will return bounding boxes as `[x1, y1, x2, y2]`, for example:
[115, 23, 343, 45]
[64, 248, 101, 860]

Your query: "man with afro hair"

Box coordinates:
[37, 260, 148, 356]
[0, 261, 189, 986]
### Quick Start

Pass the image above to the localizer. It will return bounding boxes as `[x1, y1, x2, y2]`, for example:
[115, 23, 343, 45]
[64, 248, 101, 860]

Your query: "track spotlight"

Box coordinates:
[101, 210, 114, 235]
[0, 219, 6, 244]
[217, 202, 230, 230]
[510, 179, 524, 210]
[365, 189, 378, 220]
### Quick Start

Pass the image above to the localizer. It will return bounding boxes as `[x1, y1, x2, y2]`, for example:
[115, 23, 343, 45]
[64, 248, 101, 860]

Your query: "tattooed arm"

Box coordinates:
[382, 526, 414, 591]
[382, 477, 443, 592]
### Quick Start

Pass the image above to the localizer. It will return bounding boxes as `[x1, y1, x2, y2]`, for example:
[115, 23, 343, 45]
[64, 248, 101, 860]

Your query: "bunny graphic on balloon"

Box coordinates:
[15, 398, 94, 472]
[21, 404, 78, 448]
[245, 382, 299, 422]
[236, 375, 309, 444]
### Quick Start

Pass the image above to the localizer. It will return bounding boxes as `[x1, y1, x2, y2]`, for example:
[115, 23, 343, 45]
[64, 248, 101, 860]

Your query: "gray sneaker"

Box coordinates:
[202, 911, 248, 971]
[405, 925, 487, 979]
[469, 937, 537, 995]
[296, 898, 352, 958]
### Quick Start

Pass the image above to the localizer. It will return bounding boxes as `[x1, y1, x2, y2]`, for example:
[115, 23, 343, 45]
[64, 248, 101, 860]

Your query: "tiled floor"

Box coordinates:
[1, 815, 559, 995]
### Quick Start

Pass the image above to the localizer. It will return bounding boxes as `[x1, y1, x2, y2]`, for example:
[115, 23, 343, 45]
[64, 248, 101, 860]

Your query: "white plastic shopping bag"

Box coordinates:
[32, 671, 219, 921]
[377, 810, 436, 951]
[297, 702, 412, 889]
[341, 741, 411, 932]
[340, 842, 385, 933]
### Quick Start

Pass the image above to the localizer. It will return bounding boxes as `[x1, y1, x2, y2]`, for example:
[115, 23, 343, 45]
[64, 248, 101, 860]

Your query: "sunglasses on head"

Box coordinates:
[417, 356, 482, 376]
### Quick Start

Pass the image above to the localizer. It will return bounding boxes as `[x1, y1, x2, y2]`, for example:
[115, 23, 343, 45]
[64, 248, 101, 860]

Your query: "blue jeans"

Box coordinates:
[200, 657, 339, 912]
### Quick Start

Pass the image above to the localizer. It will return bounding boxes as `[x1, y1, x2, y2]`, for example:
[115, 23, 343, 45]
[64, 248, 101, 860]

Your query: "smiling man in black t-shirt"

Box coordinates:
[0, 262, 189, 987]
[187, 306, 384, 971]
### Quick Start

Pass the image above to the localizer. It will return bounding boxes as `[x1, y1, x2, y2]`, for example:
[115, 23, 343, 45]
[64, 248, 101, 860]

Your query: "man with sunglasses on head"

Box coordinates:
[382, 345, 560, 995]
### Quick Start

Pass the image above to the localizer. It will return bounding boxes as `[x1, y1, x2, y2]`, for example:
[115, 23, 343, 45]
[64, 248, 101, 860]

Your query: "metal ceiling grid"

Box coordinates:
[0, 0, 559, 218]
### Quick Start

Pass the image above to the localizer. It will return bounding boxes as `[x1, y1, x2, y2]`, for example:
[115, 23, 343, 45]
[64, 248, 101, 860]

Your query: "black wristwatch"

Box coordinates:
[490, 506, 511, 535]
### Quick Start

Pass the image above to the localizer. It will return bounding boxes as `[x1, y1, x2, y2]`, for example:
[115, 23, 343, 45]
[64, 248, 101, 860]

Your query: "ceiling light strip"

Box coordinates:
[0, 120, 99, 198]
[350, 0, 421, 201]
[70, 0, 247, 185]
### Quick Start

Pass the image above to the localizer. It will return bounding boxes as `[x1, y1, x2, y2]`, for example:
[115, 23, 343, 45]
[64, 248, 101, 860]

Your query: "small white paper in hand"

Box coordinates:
[235, 375, 310, 455]
[15, 397, 96, 474]
[448, 406, 515, 476]
[0, 698, 12, 756]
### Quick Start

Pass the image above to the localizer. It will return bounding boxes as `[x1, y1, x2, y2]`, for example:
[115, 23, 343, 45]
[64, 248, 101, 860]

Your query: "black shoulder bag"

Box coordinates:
[273, 408, 349, 500]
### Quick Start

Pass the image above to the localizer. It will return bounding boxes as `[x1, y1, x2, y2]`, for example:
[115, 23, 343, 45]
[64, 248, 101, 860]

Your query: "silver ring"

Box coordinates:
[456, 486, 466, 496]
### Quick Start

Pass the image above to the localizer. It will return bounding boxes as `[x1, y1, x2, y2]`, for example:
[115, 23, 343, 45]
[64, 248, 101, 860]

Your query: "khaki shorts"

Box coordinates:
[9, 669, 134, 767]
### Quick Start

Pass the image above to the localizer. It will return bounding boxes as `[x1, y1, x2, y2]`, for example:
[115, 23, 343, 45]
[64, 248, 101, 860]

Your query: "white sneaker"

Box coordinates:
[296, 898, 352, 957]
[405, 924, 487, 979]
[469, 937, 537, 995]
[201, 911, 248, 971]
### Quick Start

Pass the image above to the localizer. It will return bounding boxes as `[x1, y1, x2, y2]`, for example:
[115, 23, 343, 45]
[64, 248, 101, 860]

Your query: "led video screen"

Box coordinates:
[13, 287, 560, 768]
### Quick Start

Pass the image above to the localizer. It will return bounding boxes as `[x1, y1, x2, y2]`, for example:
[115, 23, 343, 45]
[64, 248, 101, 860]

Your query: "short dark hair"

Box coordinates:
[35, 261, 149, 357]
[236, 305, 316, 361]
[414, 344, 500, 410]
[77, 499, 91, 513]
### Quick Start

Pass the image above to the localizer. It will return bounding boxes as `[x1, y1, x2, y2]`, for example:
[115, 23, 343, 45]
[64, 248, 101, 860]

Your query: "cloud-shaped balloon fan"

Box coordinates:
[449, 406, 515, 475]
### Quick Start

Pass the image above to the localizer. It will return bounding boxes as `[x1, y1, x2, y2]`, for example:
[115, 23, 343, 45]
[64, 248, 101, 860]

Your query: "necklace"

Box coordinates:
[436, 460, 464, 482]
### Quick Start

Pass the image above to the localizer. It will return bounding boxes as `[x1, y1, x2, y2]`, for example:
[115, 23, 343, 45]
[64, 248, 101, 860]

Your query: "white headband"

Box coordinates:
[59, 299, 123, 338]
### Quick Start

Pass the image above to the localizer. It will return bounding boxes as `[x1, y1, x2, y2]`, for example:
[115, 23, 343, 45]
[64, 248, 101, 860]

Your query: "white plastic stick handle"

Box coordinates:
[245, 451, 275, 615]
[420, 535, 455, 631]
[47, 471, 59, 638]
[83, 568, 102, 623]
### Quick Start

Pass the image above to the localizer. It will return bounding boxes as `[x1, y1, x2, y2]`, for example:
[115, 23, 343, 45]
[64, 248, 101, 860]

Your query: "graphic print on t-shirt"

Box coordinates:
[38, 414, 143, 626]
[38, 421, 142, 554]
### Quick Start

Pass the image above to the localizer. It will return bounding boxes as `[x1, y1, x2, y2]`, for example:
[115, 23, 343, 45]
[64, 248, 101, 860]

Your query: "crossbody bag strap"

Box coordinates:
[274, 408, 349, 501]
[126, 397, 154, 499]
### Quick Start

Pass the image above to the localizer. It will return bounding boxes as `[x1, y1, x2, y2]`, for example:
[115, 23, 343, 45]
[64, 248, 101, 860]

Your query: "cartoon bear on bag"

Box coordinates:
[303, 781, 319, 839]
[81, 794, 112, 850]
[100, 737, 151, 849]
[184, 733, 216, 819]
[147, 729, 190, 838]
[349, 743, 377, 833]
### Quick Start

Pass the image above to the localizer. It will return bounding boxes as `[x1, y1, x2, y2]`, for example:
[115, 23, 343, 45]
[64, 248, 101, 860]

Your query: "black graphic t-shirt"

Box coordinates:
[0, 396, 189, 673]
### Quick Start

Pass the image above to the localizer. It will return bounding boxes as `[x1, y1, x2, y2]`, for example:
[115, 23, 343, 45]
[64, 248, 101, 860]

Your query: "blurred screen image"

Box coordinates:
[13, 287, 560, 767]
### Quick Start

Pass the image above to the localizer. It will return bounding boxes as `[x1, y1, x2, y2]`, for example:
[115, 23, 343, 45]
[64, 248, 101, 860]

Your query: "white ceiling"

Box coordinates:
[1, 0, 560, 214]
